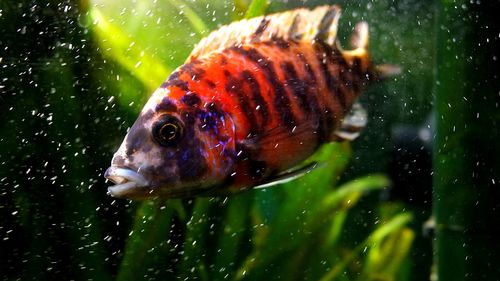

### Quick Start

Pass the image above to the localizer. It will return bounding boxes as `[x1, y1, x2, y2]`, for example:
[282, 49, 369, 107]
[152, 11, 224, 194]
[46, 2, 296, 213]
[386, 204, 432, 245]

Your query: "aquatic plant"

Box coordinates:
[9, 0, 494, 280]
[88, 1, 416, 280]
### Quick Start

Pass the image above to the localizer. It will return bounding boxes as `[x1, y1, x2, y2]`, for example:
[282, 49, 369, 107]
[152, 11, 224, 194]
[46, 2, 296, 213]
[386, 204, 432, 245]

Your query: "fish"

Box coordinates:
[104, 5, 398, 199]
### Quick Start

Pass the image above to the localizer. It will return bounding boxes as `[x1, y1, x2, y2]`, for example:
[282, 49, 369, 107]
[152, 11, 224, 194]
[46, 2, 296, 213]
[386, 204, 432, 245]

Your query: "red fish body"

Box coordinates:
[105, 6, 389, 199]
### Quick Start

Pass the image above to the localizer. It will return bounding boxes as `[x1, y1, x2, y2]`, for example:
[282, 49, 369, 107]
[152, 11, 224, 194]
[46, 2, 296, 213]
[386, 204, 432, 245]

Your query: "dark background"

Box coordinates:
[1, 0, 497, 280]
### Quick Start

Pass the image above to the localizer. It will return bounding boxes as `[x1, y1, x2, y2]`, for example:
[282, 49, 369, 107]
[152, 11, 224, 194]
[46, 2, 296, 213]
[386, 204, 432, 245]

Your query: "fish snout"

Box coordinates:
[104, 166, 150, 198]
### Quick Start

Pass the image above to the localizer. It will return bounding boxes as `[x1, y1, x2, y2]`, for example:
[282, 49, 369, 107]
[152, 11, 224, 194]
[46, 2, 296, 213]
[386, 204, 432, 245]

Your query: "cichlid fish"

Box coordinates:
[104, 5, 397, 199]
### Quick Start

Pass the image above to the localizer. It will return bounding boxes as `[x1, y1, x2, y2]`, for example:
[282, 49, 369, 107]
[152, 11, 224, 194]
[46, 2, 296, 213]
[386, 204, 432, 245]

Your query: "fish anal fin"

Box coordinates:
[332, 102, 367, 142]
[252, 162, 319, 189]
[188, 5, 341, 61]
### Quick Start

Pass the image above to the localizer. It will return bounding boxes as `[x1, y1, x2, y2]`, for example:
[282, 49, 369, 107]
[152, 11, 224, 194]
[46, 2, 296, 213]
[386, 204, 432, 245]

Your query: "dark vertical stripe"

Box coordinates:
[297, 51, 318, 85]
[315, 8, 338, 41]
[162, 71, 189, 91]
[296, 52, 327, 143]
[235, 143, 268, 181]
[324, 44, 355, 109]
[288, 14, 301, 40]
[225, 71, 260, 136]
[156, 97, 178, 112]
[205, 79, 216, 89]
[253, 18, 270, 39]
[240, 70, 269, 127]
[310, 44, 341, 140]
[348, 57, 364, 92]
[230, 46, 297, 129]
[280, 61, 312, 114]
[272, 37, 291, 49]
[181, 92, 201, 106]
[351, 57, 364, 77]
[314, 42, 347, 111]
[176, 110, 208, 181]
[181, 61, 205, 81]
[220, 55, 228, 65]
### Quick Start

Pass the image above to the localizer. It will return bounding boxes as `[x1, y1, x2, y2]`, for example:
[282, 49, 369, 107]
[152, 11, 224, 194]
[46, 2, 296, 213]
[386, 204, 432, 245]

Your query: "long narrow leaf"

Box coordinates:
[320, 174, 390, 211]
[361, 228, 414, 280]
[116, 200, 175, 281]
[244, 0, 269, 19]
[89, 8, 171, 91]
[167, 0, 209, 36]
[320, 213, 413, 281]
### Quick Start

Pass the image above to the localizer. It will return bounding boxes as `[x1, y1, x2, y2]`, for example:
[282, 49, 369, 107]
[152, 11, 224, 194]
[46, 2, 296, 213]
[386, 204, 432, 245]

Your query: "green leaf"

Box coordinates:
[178, 199, 213, 280]
[244, 0, 269, 19]
[116, 200, 177, 281]
[320, 174, 391, 212]
[361, 228, 415, 280]
[166, 0, 209, 36]
[88, 8, 171, 92]
[320, 213, 413, 281]
[212, 194, 254, 279]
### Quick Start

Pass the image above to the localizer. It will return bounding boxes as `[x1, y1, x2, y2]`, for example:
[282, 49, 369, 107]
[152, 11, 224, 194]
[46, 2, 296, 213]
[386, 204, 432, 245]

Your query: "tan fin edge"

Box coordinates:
[341, 21, 401, 80]
[350, 21, 369, 49]
[337, 21, 371, 73]
[188, 5, 342, 61]
[315, 6, 342, 45]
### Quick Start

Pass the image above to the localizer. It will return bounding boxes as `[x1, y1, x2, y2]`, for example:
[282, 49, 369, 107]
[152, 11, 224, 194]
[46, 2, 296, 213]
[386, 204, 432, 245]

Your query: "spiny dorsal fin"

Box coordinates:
[188, 5, 341, 61]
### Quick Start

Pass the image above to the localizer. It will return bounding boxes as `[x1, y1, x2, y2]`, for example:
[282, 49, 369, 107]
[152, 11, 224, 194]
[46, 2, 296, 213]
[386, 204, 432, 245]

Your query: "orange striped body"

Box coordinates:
[163, 39, 370, 191]
[105, 5, 381, 199]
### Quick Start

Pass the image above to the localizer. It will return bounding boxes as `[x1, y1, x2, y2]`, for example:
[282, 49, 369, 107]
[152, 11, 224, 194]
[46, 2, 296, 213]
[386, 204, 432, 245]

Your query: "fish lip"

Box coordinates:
[104, 166, 149, 198]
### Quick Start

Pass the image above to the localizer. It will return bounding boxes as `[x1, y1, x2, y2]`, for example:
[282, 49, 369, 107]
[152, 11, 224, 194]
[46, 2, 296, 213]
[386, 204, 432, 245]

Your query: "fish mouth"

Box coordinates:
[104, 167, 149, 198]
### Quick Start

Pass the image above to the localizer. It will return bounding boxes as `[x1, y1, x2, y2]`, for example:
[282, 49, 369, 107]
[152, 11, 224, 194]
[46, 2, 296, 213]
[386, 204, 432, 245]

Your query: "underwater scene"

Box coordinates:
[0, 0, 498, 280]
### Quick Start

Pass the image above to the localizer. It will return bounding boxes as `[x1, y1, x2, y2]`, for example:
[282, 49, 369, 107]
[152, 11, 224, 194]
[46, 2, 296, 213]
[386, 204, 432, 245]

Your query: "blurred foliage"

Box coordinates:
[244, 0, 269, 19]
[434, 0, 500, 280]
[0, 0, 440, 280]
[86, 0, 416, 280]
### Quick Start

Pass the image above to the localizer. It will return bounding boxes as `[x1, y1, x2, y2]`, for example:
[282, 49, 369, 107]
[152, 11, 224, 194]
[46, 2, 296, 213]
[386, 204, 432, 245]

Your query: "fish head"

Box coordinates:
[105, 87, 236, 199]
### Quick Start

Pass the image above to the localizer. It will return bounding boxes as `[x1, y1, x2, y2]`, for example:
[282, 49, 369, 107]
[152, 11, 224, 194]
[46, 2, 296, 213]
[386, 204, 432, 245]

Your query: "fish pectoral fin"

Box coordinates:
[332, 102, 367, 141]
[252, 162, 320, 190]
[375, 64, 402, 80]
[239, 118, 319, 168]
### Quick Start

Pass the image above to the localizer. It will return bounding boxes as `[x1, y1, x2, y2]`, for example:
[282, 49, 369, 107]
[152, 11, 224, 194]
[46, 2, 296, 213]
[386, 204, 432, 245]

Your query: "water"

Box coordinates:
[1, 0, 498, 280]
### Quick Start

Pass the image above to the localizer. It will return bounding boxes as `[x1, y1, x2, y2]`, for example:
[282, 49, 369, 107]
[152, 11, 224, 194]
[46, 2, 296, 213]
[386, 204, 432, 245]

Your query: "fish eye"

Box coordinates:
[152, 115, 184, 146]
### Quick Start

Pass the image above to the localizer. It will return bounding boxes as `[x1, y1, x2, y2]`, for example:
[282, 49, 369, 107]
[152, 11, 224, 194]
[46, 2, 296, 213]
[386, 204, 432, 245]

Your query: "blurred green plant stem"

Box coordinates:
[434, 0, 500, 280]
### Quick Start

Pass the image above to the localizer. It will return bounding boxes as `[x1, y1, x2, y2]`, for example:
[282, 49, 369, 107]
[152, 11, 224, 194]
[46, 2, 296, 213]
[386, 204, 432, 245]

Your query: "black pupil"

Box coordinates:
[153, 116, 183, 146]
[160, 123, 177, 140]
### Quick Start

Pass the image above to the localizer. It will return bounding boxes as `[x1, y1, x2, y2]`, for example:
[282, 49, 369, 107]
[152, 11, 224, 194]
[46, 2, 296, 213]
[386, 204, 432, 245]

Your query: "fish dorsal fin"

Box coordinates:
[188, 5, 341, 61]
